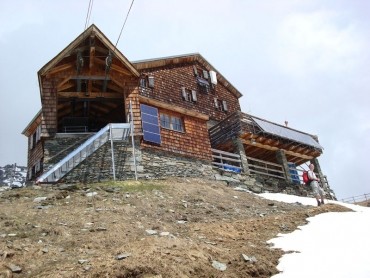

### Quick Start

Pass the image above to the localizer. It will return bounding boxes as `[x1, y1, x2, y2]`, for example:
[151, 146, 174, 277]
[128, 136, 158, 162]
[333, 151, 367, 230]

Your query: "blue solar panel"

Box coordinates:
[141, 104, 161, 144]
[142, 122, 160, 134]
[141, 113, 159, 125]
[141, 104, 158, 115]
[252, 117, 323, 149]
[143, 132, 161, 144]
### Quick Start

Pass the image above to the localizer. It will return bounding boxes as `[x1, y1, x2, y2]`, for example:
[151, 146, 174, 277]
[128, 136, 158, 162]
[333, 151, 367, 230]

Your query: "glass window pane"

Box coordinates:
[160, 114, 170, 129]
[171, 117, 183, 132]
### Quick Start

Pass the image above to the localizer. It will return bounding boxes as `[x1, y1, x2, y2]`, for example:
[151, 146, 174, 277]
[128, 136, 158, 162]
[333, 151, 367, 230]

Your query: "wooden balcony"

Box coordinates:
[209, 111, 323, 166]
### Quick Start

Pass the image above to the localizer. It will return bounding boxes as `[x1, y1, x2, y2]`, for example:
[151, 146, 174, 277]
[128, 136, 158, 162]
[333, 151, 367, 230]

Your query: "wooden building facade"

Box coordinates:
[22, 25, 327, 185]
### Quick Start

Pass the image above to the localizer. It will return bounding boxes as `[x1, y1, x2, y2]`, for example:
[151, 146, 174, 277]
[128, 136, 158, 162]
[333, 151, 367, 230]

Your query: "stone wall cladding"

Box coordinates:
[58, 137, 215, 183]
[139, 148, 215, 179]
[61, 141, 135, 184]
[43, 134, 92, 171]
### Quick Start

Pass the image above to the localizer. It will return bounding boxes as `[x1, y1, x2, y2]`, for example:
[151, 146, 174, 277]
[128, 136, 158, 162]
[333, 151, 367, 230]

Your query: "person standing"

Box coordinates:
[308, 163, 325, 206]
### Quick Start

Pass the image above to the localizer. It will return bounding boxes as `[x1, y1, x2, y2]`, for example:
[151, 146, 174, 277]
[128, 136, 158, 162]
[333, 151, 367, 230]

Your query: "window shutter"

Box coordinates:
[191, 90, 197, 102]
[222, 100, 228, 111]
[214, 98, 219, 108]
[140, 78, 147, 87]
[30, 135, 33, 150]
[181, 87, 187, 100]
[193, 66, 198, 76]
[148, 76, 155, 88]
[35, 160, 40, 172]
[36, 125, 41, 142]
[203, 70, 209, 79]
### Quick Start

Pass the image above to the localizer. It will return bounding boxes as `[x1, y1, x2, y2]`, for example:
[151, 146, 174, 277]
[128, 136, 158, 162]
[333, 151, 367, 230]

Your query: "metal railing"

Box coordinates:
[37, 123, 131, 183]
[341, 193, 370, 204]
[211, 148, 242, 173]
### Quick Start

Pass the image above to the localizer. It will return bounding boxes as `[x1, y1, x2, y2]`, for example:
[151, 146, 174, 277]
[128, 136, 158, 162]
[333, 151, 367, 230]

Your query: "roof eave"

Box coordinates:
[133, 53, 243, 99]
[38, 24, 140, 78]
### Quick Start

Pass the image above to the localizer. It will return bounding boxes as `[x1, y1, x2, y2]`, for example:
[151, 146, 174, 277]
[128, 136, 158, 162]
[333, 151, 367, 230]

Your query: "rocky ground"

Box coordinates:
[0, 178, 350, 277]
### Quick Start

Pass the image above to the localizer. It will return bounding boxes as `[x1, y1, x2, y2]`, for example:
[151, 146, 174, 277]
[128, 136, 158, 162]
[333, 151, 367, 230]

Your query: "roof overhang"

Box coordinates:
[38, 24, 140, 78]
[133, 53, 243, 99]
[139, 95, 209, 120]
[22, 110, 42, 137]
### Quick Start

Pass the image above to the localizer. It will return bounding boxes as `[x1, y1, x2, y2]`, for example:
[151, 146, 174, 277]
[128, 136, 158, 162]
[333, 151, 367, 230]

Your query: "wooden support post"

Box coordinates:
[232, 137, 250, 174]
[275, 149, 291, 182]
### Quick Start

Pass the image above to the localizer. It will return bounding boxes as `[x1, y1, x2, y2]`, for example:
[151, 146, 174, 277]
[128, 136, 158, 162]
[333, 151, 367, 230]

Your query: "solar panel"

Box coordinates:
[140, 104, 161, 144]
[252, 117, 323, 149]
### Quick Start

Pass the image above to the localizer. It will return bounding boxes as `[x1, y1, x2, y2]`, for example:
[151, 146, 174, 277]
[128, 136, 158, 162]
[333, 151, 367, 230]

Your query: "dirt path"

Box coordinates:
[0, 178, 350, 277]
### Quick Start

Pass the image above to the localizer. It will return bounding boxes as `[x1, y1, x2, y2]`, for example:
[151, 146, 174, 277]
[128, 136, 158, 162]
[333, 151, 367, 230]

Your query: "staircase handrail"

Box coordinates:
[37, 123, 130, 183]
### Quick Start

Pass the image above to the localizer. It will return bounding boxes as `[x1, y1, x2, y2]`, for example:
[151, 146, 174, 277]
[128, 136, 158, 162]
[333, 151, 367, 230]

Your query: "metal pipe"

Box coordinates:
[130, 100, 137, 180]
[110, 124, 116, 181]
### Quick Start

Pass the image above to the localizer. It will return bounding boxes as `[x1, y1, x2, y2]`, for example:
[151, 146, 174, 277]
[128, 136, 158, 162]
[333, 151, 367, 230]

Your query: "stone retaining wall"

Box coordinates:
[60, 140, 215, 184]
[44, 135, 336, 200]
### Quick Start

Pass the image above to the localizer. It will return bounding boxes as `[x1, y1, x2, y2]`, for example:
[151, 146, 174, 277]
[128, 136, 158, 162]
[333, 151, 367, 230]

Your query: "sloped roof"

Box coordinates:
[21, 110, 42, 136]
[251, 116, 323, 150]
[38, 24, 139, 77]
[132, 53, 243, 99]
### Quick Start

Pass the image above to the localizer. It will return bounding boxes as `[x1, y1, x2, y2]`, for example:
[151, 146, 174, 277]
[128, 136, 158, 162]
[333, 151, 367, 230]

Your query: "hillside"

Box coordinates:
[0, 178, 350, 277]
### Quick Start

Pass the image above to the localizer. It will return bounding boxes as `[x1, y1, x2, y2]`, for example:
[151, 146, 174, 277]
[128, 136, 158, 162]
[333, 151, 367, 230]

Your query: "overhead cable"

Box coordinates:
[114, 0, 135, 51]
[84, 0, 94, 31]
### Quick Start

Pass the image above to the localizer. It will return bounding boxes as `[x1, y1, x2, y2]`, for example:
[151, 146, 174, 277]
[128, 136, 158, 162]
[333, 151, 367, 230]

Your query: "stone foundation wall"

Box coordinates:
[214, 170, 337, 200]
[138, 147, 215, 179]
[43, 135, 337, 200]
[43, 134, 92, 171]
[59, 140, 215, 184]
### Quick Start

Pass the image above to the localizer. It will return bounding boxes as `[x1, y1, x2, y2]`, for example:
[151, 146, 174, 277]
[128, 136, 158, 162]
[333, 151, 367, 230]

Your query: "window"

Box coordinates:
[214, 98, 228, 112]
[160, 113, 184, 132]
[139, 76, 155, 88]
[193, 66, 211, 93]
[140, 78, 147, 87]
[181, 87, 197, 102]
[171, 117, 183, 132]
[160, 114, 170, 129]
[193, 66, 209, 80]
[30, 125, 42, 150]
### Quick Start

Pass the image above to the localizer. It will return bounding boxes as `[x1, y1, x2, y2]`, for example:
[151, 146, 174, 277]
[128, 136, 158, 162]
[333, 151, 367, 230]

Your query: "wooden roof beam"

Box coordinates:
[58, 91, 123, 99]
[241, 139, 313, 160]
[95, 58, 132, 76]
[57, 76, 73, 90]
[45, 62, 74, 77]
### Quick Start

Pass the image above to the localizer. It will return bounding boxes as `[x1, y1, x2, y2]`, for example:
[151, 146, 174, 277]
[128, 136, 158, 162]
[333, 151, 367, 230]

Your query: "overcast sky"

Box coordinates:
[0, 0, 369, 199]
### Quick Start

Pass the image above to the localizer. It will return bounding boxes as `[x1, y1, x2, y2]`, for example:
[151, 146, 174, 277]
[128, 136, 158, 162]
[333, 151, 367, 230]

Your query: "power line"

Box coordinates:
[114, 0, 135, 51]
[84, 0, 94, 31]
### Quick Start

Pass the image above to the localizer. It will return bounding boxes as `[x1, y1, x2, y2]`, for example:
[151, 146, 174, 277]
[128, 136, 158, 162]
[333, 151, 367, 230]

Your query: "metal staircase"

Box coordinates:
[37, 123, 131, 183]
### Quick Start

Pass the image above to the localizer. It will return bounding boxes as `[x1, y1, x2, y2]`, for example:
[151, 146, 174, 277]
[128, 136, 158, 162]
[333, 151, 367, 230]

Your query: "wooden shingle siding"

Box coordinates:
[41, 79, 57, 136]
[139, 63, 241, 123]
[141, 108, 212, 161]
[125, 85, 142, 135]
[27, 138, 43, 180]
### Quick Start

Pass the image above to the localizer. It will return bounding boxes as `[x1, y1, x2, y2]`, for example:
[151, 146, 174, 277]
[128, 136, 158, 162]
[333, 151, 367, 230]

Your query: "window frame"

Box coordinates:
[181, 87, 197, 103]
[214, 98, 228, 112]
[160, 113, 184, 132]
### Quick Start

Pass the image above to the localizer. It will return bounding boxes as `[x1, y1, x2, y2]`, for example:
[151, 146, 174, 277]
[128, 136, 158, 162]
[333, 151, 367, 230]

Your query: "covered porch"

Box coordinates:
[209, 111, 326, 184]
